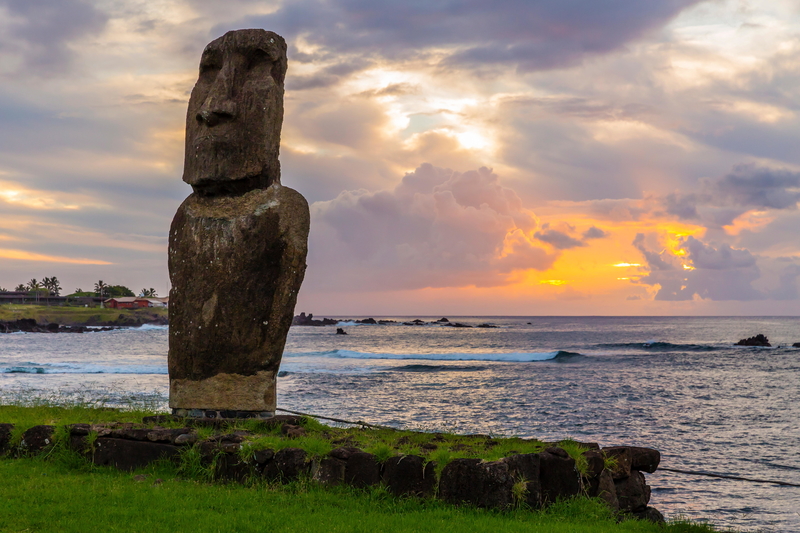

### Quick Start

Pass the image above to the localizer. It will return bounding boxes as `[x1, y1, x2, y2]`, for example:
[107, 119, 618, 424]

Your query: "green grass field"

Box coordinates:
[0, 304, 168, 326]
[0, 404, 735, 533]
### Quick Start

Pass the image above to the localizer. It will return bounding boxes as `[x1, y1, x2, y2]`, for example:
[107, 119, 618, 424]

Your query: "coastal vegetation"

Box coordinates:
[0, 403, 733, 533]
[0, 304, 167, 326]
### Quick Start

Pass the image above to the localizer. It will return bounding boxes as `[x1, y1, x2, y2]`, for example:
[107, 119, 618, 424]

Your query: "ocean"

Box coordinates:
[1, 316, 798, 532]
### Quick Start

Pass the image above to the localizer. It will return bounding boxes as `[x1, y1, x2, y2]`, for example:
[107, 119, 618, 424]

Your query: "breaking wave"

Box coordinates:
[284, 349, 583, 362]
[1, 362, 167, 374]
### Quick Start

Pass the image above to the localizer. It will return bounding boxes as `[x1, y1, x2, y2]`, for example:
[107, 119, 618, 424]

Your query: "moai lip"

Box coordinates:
[168, 29, 309, 416]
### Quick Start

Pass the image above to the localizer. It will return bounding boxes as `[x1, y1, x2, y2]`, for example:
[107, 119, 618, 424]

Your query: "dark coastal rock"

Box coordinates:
[345, 452, 382, 487]
[356, 318, 377, 324]
[92, 438, 180, 471]
[502, 453, 543, 509]
[0, 423, 14, 454]
[264, 447, 308, 481]
[382, 455, 436, 497]
[735, 334, 771, 347]
[21, 425, 55, 454]
[615, 470, 650, 512]
[476, 323, 498, 328]
[588, 469, 619, 511]
[448, 322, 472, 328]
[602, 446, 633, 479]
[292, 313, 338, 326]
[169, 30, 309, 416]
[435, 317, 450, 323]
[627, 446, 660, 473]
[439, 458, 515, 509]
[539, 448, 581, 504]
[312, 456, 346, 486]
[632, 506, 666, 524]
[336, 328, 347, 335]
[793, 342, 800, 348]
[403, 319, 426, 326]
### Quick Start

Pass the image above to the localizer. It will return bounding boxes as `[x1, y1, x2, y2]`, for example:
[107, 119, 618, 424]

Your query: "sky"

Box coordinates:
[0, 0, 799, 316]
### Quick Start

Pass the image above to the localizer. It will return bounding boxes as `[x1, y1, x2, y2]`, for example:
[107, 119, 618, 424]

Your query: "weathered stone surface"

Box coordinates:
[502, 453, 542, 509]
[0, 423, 14, 454]
[627, 446, 660, 473]
[264, 447, 307, 481]
[589, 469, 619, 511]
[345, 452, 381, 488]
[583, 450, 605, 478]
[147, 428, 193, 444]
[214, 453, 253, 483]
[68, 423, 90, 436]
[92, 437, 180, 471]
[539, 448, 581, 504]
[312, 456, 346, 486]
[615, 470, 650, 512]
[329, 446, 362, 461]
[169, 29, 309, 414]
[439, 458, 515, 509]
[174, 433, 198, 445]
[603, 446, 632, 479]
[281, 424, 306, 439]
[252, 448, 274, 465]
[21, 425, 55, 454]
[632, 506, 666, 523]
[382, 455, 436, 497]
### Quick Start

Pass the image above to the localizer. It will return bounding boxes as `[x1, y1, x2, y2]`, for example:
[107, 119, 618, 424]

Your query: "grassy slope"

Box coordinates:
[0, 304, 168, 326]
[0, 405, 733, 533]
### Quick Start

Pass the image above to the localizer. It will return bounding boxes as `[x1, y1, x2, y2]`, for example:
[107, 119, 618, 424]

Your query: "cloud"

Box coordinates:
[229, 0, 704, 71]
[0, 0, 109, 75]
[582, 226, 609, 239]
[633, 234, 765, 301]
[305, 164, 554, 291]
[713, 164, 800, 210]
[534, 228, 586, 250]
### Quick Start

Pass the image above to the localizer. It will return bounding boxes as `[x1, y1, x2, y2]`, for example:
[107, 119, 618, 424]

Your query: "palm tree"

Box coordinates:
[140, 288, 157, 297]
[14, 284, 26, 292]
[49, 276, 61, 297]
[28, 278, 40, 303]
[95, 280, 107, 307]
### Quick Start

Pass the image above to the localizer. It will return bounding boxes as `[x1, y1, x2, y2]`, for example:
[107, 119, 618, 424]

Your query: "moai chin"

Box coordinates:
[168, 29, 309, 418]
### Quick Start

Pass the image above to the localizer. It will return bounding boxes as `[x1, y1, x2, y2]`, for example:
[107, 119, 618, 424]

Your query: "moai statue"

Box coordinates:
[168, 29, 309, 418]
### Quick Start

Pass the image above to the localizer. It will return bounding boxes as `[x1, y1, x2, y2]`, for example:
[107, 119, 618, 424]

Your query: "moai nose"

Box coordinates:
[196, 63, 238, 126]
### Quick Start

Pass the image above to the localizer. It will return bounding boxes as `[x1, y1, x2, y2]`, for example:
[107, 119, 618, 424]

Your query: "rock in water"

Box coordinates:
[169, 29, 309, 416]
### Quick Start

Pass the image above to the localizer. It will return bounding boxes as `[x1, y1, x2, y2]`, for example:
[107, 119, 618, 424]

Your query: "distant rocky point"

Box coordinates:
[735, 334, 771, 347]
[292, 313, 496, 328]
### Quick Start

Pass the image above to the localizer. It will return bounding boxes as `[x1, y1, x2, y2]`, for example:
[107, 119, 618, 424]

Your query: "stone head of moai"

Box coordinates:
[168, 29, 309, 419]
[183, 29, 288, 194]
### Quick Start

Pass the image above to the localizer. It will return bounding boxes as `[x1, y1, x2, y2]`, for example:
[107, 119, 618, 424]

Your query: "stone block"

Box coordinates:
[329, 446, 362, 461]
[382, 455, 436, 497]
[0, 423, 13, 454]
[632, 506, 665, 523]
[603, 446, 632, 479]
[263, 447, 308, 481]
[439, 458, 515, 509]
[502, 453, 542, 509]
[21, 425, 55, 454]
[615, 470, 650, 512]
[312, 456, 346, 486]
[627, 447, 661, 473]
[92, 437, 180, 471]
[539, 448, 581, 504]
[588, 469, 619, 511]
[345, 452, 381, 488]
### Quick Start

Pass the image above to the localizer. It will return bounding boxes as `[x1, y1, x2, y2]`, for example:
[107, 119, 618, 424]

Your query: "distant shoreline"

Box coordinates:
[0, 305, 168, 331]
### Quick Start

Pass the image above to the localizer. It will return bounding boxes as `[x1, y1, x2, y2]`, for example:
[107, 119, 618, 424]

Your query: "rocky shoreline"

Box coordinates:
[0, 316, 168, 333]
[292, 313, 497, 329]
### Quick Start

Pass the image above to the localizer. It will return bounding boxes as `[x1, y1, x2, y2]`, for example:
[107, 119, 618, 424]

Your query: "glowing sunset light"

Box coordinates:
[0, 249, 112, 265]
[614, 263, 642, 268]
[540, 280, 567, 286]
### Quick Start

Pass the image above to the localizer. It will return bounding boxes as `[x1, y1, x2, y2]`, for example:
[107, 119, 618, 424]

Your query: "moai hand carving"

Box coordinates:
[168, 30, 309, 417]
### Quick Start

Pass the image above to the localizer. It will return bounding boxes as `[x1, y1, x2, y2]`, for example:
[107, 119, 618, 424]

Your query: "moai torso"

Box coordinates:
[168, 30, 309, 417]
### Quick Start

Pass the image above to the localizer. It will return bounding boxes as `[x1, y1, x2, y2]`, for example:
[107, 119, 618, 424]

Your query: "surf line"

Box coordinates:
[659, 467, 800, 487]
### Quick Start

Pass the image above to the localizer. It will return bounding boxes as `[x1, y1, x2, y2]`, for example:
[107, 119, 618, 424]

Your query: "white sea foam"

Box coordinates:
[1, 362, 167, 374]
[285, 349, 563, 362]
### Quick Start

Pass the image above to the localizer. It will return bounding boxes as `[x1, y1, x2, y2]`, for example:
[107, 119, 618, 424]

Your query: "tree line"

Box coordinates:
[0, 277, 158, 298]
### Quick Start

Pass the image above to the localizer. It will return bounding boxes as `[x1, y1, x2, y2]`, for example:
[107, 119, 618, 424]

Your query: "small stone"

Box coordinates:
[174, 433, 198, 445]
[133, 474, 148, 482]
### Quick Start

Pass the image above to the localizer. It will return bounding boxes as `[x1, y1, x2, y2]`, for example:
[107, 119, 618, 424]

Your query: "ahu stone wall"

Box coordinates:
[0, 419, 663, 522]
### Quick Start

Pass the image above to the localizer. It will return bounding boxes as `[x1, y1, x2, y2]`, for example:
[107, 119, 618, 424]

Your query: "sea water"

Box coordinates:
[1, 316, 798, 532]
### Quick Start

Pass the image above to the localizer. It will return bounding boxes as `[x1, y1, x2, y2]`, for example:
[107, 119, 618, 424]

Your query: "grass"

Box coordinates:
[0, 455, 731, 533]
[0, 304, 168, 326]
[0, 403, 739, 533]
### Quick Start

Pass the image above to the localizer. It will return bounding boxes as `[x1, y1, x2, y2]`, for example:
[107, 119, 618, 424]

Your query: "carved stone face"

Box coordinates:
[182, 30, 287, 194]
